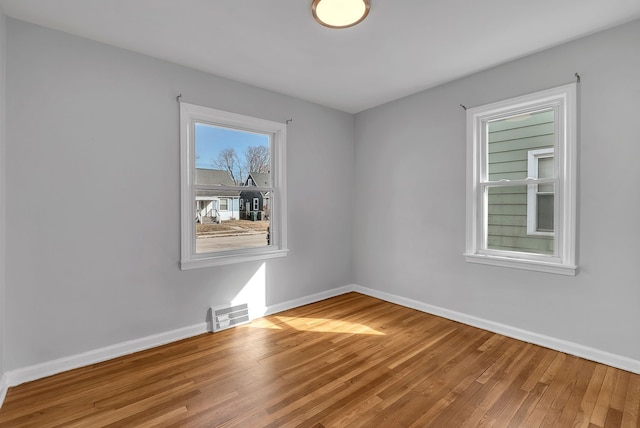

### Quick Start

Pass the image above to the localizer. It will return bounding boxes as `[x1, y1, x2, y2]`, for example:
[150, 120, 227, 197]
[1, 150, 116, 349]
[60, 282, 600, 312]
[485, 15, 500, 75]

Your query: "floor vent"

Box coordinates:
[212, 303, 250, 332]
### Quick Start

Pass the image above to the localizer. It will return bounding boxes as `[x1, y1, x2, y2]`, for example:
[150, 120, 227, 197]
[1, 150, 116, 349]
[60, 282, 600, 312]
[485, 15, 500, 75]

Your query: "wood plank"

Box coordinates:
[621, 375, 640, 427]
[0, 293, 638, 427]
[591, 366, 619, 426]
[545, 357, 596, 427]
[522, 355, 581, 426]
[604, 408, 624, 427]
[573, 364, 608, 428]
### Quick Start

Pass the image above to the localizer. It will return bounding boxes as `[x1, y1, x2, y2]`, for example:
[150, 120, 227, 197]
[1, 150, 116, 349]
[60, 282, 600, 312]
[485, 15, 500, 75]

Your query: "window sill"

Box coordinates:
[181, 248, 289, 270]
[464, 253, 577, 276]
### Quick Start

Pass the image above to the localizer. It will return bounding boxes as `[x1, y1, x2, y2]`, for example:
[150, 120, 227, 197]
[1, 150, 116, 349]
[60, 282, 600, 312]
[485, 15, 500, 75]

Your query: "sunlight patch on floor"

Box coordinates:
[271, 316, 385, 335]
[245, 315, 385, 335]
[248, 317, 284, 330]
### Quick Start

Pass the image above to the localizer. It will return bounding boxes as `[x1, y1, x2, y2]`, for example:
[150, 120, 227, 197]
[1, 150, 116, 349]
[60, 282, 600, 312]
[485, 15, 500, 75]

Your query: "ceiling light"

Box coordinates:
[312, 0, 370, 29]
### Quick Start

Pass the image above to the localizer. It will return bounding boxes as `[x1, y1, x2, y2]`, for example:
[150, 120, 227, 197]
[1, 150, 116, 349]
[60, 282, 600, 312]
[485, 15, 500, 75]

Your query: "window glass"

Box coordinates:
[195, 123, 270, 186]
[488, 110, 554, 182]
[193, 124, 270, 253]
[537, 193, 554, 232]
[487, 186, 553, 255]
[486, 109, 555, 255]
[537, 157, 554, 192]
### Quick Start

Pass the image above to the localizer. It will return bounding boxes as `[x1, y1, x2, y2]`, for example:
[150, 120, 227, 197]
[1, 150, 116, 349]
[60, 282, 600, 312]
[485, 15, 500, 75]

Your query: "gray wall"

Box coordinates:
[4, 19, 354, 370]
[354, 19, 640, 361]
[0, 10, 6, 378]
[4, 14, 639, 374]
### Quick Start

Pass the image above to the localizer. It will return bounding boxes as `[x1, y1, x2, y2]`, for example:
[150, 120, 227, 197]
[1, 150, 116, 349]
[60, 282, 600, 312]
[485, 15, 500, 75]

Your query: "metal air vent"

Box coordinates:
[212, 303, 250, 332]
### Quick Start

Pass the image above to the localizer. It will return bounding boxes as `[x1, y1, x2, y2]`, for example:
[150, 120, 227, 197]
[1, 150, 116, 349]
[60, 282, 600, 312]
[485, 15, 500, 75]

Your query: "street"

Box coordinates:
[196, 232, 268, 253]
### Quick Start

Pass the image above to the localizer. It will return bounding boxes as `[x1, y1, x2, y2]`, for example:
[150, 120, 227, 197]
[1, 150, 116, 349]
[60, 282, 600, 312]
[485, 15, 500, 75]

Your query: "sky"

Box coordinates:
[195, 123, 270, 170]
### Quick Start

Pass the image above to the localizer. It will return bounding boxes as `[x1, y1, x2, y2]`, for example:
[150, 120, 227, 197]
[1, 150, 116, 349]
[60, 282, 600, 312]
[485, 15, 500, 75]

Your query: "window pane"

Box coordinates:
[195, 123, 270, 187]
[538, 157, 553, 178]
[487, 186, 554, 255]
[537, 194, 554, 232]
[195, 194, 269, 254]
[193, 122, 272, 254]
[488, 110, 554, 182]
[537, 156, 554, 192]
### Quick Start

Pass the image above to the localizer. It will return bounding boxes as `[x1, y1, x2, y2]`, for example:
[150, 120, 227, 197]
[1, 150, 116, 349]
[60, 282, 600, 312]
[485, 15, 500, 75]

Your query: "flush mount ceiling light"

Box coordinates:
[312, 0, 370, 29]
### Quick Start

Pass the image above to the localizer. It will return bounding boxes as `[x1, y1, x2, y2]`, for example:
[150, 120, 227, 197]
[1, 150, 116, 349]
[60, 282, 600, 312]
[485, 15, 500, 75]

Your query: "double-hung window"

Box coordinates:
[180, 102, 288, 269]
[465, 84, 577, 275]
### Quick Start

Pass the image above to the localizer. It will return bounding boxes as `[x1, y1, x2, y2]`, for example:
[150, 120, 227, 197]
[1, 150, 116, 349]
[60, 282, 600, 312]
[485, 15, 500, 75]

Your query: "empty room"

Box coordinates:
[0, 0, 639, 426]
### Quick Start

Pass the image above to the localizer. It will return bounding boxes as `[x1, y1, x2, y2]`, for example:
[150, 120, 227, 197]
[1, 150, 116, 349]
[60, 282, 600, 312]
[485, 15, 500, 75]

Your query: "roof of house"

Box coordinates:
[247, 172, 270, 187]
[195, 168, 235, 186]
[195, 168, 239, 198]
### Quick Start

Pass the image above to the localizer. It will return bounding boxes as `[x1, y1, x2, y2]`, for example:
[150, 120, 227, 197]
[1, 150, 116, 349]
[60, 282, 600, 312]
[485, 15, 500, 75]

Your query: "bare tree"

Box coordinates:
[212, 148, 243, 185]
[244, 145, 270, 174]
[210, 145, 269, 186]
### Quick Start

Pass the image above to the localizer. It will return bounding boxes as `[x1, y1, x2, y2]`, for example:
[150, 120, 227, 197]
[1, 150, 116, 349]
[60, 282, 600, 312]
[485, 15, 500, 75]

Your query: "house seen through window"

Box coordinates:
[486, 109, 555, 255]
[194, 123, 270, 254]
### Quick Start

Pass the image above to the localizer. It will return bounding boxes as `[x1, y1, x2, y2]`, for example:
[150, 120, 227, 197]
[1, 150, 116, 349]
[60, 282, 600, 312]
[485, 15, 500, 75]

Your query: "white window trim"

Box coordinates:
[526, 148, 554, 236]
[253, 198, 260, 211]
[180, 102, 288, 269]
[464, 83, 577, 275]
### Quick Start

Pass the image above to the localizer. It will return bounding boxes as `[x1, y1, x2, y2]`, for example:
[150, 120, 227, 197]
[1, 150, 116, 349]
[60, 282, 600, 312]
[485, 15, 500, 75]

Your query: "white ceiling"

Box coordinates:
[1, 0, 639, 113]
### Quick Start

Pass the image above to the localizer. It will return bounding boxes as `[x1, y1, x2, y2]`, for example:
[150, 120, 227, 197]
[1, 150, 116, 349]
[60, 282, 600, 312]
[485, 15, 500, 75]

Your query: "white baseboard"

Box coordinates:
[0, 372, 8, 408]
[351, 284, 640, 375]
[3, 282, 638, 411]
[264, 285, 354, 316]
[4, 322, 208, 391]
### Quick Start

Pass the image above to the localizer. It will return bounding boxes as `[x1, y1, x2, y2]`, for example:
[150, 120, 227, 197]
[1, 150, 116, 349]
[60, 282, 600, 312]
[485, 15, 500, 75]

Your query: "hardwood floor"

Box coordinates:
[1, 292, 638, 427]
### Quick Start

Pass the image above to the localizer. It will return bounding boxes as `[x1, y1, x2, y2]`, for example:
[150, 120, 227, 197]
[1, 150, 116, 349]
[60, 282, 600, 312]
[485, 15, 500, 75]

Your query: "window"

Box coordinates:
[219, 198, 228, 211]
[465, 84, 577, 275]
[180, 102, 288, 269]
[253, 198, 260, 211]
[527, 148, 554, 235]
